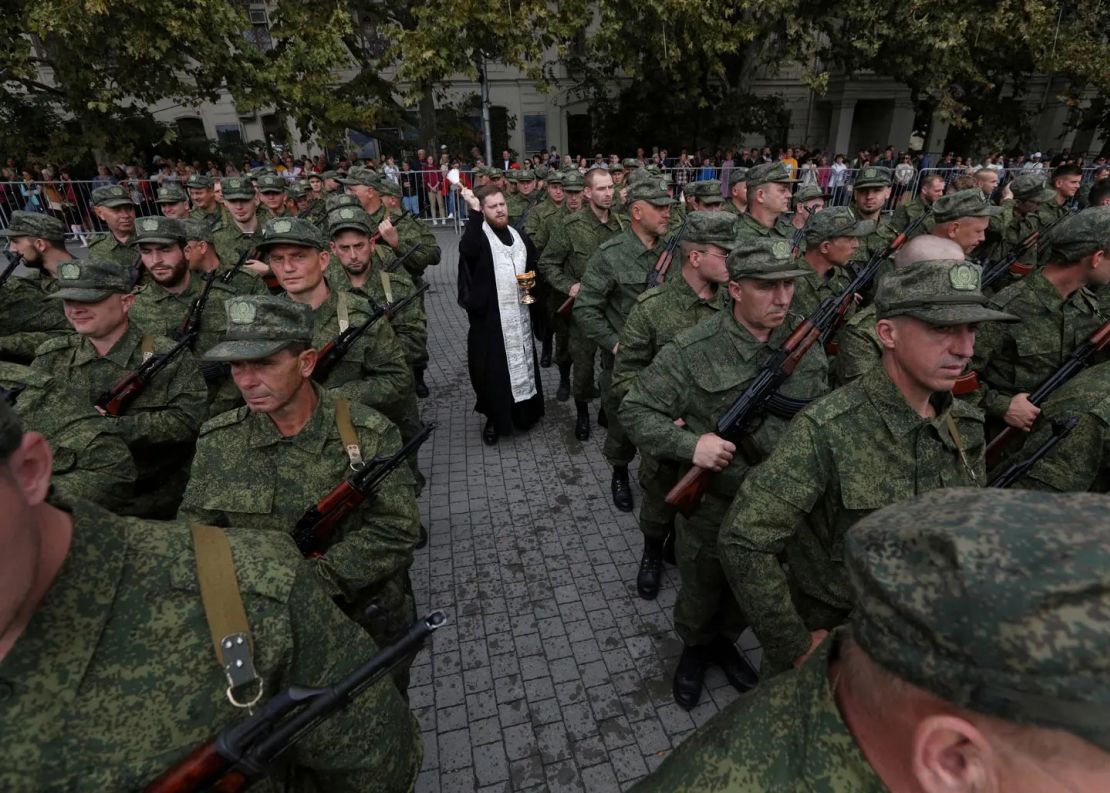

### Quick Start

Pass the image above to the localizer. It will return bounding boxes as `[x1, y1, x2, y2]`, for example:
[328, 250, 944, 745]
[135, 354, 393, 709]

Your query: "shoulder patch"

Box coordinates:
[802, 379, 869, 425]
[199, 405, 251, 435]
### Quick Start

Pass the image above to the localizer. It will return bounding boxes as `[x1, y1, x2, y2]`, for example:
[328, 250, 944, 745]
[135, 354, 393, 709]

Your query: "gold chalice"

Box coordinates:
[516, 271, 537, 304]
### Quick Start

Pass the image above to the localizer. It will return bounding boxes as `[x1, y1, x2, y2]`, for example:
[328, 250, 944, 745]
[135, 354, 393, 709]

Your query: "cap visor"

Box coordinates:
[223, 192, 255, 200]
[201, 338, 295, 362]
[746, 267, 813, 281]
[135, 235, 181, 245]
[50, 288, 118, 302]
[904, 305, 1020, 326]
[256, 236, 322, 250]
[699, 196, 725, 204]
[97, 199, 135, 208]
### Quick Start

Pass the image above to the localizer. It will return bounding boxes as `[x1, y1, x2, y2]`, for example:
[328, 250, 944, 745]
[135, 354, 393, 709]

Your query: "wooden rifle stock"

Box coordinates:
[646, 214, 690, 290]
[557, 295, 575, 316]
[94, 334, 195, 416]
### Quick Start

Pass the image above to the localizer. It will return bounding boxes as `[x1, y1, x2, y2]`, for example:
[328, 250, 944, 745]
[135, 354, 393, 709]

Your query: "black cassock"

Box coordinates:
[457, 209, 545, 435]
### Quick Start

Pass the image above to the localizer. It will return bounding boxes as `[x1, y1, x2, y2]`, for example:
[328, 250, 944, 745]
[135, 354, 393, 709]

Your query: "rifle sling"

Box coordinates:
[337, 290, 351, 333]
[379, 271, 394, 305]
[945, 414, 976, 482]
[140, 334, 155, 363]
[335, 398, 363, 467]
[190, 523, 262, 708]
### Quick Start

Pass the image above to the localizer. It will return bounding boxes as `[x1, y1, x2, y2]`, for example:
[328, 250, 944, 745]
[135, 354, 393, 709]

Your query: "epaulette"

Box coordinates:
[345, 398, 397, 433]
[598, 235, 624, 251]
[33, 333, 78, 356]
[674, 315, 719, 349]
[198, 405, 251, 436]
[635, 285, 666, 305]
[801, 379, 869, 425]
[987, 279, 1028, 310]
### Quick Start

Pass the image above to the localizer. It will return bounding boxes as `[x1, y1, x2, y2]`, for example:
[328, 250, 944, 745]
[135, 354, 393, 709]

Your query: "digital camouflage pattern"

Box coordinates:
[874, 258, 1016, 326]
[720, 372, 985, 669]
[0, 497, 421, 792]
[833, 303, 882, 385]
[523, 192, 565, 251]
[930, 188, 1002, 223]
[1003, 360, 1110, 493]
[182, 218, 268, 296]
[888, 195, 935, 239]
[334, 264, 428, 370]
[621, 309, 830, 646]
[970, 269, 1104, 420]
[0, 361, 136, 512]
[180, 386, 421, 654]
[848, 487, 1110, 752]
[0, 268, 68, 361]
[629, 631, 885, 793]
[211, 205, 273, 266]
[791, 262, 855, 320]
[32, 321, 208, 519]
[0, 210, 68, 242]
[130, 270, 239, 366]
[731, 210, 794, 242]
[90, 184, 134, 208]
[86, 232, 137, 271]
[365, 203, 441, 286]
[846, 204, 896, 266]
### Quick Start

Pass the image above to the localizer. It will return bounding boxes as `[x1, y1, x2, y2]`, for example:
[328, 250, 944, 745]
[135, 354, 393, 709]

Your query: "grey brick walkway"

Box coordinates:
[409, 229, 760, 792]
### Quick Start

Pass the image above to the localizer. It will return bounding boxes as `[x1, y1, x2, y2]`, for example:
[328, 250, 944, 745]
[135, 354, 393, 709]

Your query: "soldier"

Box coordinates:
[683, 180, 725, 212]
[300, 175, 329, 227]
[888, 171, 944, 236]
[733, 163, 794, 240]
[0, 399, 422, 790]
[179, 296, 422, 684]
[791, 206, 873, 318]
[86, 184, 138, 270]
[155, 184, 190, 219]
[974, 166, 1000, 198]
[720, 168, 749, 216]
[974, 173, 1057, 269]
[621, 237, 828, 708]
[609, 161, 628, 213]
[509, 168, 540, 230]
[612, 212, 734, 600]
[181, 218, 268, 296]
[970, 207, 1109, 441]
[0, 212, 71, 360]
[0, 361, 136, 512]
[576, 178, 673, 511]
[1042, 163, 1084, 224]
[287, 181, 310, 216]
[321, 169, 343, 194]
[256, 217, 414, 436]
[928, 189, 1002, 255]
[212, 176, 271, 266]
[1079, 165, 1109, 207]
[32, 259, 208, 518]
[847, 165, 897, 263]
[257, 173, 291, 218]
[524, 170, 565, 250]
[633, 488, 1110, 793]
[721, 259, 1015, 672]
[787, 183, 828, 249]
[185, 172, 223, 228]
[538, 169, 621, 424]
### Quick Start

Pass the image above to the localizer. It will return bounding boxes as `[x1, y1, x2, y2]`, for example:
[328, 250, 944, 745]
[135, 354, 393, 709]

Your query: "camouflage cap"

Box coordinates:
[202, 295, 314, 362]
[853, 166, 893, 189]
[561, 171, 586, 192]
[932, 189, 1003, 223]
[485, 167, 504, 179]
[1009, 174, 1057, 203]
[746, 162, 792, 187]
[375, 178, 401, 198]
[338, 165, 379, 187]
[181, 218, 214, 244]
[545, 171, 565, 186]
[0, 210, 67, 242]
[91, 184, 135, 208]
[793, 183, 829, 205]
[185, 173, 215, 189]
[627, 169, 654, 186]
[534, 165, 549, 180]
[256, 173, 288, 194]
[221, 177, 256, 200]
[726, 238, 810, 281]
[644, 164, 662, 175]
[320, 170, 340, 181]
[328, 206, 373, 236]
[287, 182, 308, 201]
[728, 167, 749, 187]
[608, 162, 625, 173]
[804, 206, 875, 246]
[257, 217, 326, 251]
[50, 258, 132, 302]
[504, 169, 521, 183]
[0, 396, 22, 461]
[686, 180, 724, 204]
[621, 158, 640, 169]
[847, 488, 1110, 753]
[135, 215, 187, 245]
[516, 168, 536, 182]
[1048, 206, 1110, 262]
[684, 211, 739, 252]
[627, 178, 674, 207]
[325, 193, 361, 212]
[875, 259, 1018, 326]
[156, 184, 188, 204]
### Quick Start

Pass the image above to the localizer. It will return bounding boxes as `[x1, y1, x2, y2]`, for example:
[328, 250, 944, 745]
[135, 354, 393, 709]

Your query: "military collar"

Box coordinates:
[668, 271, 724, 310]
[720, 309, 791, 361]
[862, 368, 960, 443]
[140, 271, 200, 303]
[247, 383, 333, 454]
[1028, 270, 1099, 315]
[73, 321, 144, 367]
[0, 498, 127, 713]
[798, 630, 890, 792]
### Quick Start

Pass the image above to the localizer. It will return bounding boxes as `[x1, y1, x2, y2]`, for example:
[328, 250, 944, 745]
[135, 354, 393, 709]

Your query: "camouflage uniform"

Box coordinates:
[636, 487, 1110, 792]
[86, 185, 138, 271]
[732, 163, 795, 241]
[834, 304, 881, 385]
[575, 180, 672, 468]
[0, 496, 421, 792]
[621, 241, 828, 655]
[184, 173, 226, 229]
[719, 167, 749, 217]
[212, 177, 273, 265]
[721, 260, 1011, 670]
[0, 212, 70, 361]
[0, 361, 136, 512]
[32, 259, 208, 518]
[790, 207, 874, 319]
[972, 174, 1054, 273]
[887, 194, 934, 238]
[523, 178, 565, 251]
[181, 217, 269, 297]
[180, 298, 421, 663]
[846, 167, 897, 266]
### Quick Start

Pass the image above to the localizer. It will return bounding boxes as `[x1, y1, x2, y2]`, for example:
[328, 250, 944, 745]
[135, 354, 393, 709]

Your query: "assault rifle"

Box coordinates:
[143, 611, 447, 793]
[664, 209, 931, 516]
[173, 272, 219, 345]
[220, 246, 257, 285]
[311, 283, 430, 384]
[94, 333, 196, 416]
[980, 206, 1076, 290]
[989, 416, 1079, 489]
[292, 422, 435, 555]
[0, 252, 24, 288]
[984, 318, 1110, 467]
[789, 204, 813, 258]
[645, 213, 691, 289]
[129, 251, 144, 289]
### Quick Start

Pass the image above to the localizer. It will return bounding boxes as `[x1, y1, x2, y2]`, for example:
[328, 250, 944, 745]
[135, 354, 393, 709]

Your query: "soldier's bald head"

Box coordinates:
[893, 236, 963, 269]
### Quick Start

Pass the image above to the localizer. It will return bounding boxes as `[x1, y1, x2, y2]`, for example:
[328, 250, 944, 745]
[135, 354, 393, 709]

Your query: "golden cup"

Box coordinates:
[516, 271, 537, 304]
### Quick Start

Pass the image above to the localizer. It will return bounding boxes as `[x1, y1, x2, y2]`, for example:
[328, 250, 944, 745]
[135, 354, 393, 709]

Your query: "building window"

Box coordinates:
[216, 124, 243, 145]
[524, 115, 547, 156]
[176, 117, 208, 145]
[243, 5, 273, 52]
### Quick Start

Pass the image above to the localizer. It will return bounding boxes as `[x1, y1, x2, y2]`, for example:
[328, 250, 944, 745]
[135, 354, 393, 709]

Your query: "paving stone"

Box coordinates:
[502, 722, 538, 761]
[508, 755, 546, 789]
[438, 728, 473, 772]
[473, 742, 509, 786]
[581, 761, 623, 792]
[544, 759, 586, 793]
[534, 720, 573, 764]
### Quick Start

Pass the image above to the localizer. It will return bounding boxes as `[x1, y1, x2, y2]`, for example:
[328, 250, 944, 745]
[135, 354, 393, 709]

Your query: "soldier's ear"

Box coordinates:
[8, 432, 53, 506]
[911, 714, 997, 793]
[875, 318, 898, 350]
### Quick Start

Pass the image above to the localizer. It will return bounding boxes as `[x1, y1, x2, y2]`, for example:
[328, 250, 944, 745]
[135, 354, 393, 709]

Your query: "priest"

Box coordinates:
[457, 184, 545, 445]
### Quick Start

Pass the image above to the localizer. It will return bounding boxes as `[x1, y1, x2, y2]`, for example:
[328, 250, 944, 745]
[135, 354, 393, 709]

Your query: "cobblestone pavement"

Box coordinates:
[409, 229, 760, 792]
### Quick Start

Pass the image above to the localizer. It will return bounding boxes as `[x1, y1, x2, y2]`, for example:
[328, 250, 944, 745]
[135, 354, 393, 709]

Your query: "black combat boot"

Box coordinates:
[574, 401, 590, 441]
[709, 636, 759, 693]
[672, 644, 708, 710]
[556, 362, 571, 402]
[414, 367, 429, 398]
[540, 335, 553, 368]
[636, 537, 664, 600]
[597, 405, 608, 428]
[482, 419, 498, 446]
[611, 465, 633, 512]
